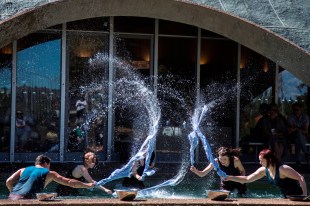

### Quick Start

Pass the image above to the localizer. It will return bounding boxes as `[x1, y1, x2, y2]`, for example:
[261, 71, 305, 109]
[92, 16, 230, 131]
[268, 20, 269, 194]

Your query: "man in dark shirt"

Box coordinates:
[287, 102, 309, 165]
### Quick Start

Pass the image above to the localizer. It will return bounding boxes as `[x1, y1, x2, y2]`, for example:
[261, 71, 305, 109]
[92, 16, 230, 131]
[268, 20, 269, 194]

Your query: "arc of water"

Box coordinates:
[96, 79, 160, 187]
[139, 87, 161, 180]
[92, 54, 199, 193]
[95, 128, 157, 187]
[139, 104, 228, 194]
[188, 104, 226, 178]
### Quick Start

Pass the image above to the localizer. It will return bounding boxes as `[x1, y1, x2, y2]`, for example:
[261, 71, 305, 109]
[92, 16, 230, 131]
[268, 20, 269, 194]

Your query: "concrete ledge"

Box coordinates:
[0, 198, 309, 206]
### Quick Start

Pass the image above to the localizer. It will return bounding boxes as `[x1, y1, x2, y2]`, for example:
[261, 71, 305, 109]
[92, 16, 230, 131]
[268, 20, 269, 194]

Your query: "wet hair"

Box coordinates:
[35, 154, 51, 165]
[259, 149, 278, 166]
[83, 152, 97, 164]
[216, 147, 242, 158]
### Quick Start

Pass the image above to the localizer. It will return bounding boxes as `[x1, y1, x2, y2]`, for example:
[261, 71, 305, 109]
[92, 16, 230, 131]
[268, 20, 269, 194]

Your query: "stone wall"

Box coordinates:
[0, 0, 309, 52]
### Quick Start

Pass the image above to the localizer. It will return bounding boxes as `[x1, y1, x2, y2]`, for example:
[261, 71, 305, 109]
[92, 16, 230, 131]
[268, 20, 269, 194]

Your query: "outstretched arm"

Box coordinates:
[6, 168, 24, 192]
[280, 165, 307, 196]
[190, 163, 213, 177]
[78, 166, 112, 194]
[225, 167, 265, 184]
[46, 171, 94, 189]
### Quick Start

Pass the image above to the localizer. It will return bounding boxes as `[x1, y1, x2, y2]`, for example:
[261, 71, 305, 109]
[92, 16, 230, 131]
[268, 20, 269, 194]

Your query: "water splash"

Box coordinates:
[188, 103, 227, 178]
[82, 53, 231, 193]
[89, 53, 161, 186]
[91, 53, 194, 194]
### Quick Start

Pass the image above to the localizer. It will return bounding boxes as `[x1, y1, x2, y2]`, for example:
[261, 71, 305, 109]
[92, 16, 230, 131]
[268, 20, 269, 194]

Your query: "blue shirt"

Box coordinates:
[11, 166, 49, 198]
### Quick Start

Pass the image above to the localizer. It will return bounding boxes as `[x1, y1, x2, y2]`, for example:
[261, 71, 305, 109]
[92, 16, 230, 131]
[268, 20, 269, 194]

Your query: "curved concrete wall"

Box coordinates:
[0, 0, 309, 84]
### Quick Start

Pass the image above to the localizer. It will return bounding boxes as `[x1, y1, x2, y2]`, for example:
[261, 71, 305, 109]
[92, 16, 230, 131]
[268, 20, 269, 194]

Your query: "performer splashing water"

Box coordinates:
[188, 104, 227, 179]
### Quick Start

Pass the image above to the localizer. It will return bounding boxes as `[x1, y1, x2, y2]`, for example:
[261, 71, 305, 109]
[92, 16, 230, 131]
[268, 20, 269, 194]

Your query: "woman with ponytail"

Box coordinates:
[225, 149, 307, 197]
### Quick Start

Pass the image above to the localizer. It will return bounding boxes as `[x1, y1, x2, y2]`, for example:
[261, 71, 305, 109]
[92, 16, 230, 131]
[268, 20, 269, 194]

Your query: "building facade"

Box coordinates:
[0, 0, 309, 163]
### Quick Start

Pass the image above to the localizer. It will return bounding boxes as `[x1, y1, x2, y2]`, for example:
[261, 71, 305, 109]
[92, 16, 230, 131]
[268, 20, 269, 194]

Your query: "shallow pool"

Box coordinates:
[0, 175, 290, 200]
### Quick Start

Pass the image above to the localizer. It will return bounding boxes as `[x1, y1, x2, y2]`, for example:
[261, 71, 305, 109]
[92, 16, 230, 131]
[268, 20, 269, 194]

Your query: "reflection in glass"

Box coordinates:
[156, 36, 197, 158]
[278, 69, 308, 116]
[0, 44, 12, 152]
[113, 35, 152, 161]
[239, 46, 275, 155]
[115, 35, 152, 77]
[67, 31, 109, 154]
[67, 17, 109, 32]
[159, 19, 197, 36]
[114, 17, 154, 34]
[16, 32, 61, 153]
[199, 39, 237, 148]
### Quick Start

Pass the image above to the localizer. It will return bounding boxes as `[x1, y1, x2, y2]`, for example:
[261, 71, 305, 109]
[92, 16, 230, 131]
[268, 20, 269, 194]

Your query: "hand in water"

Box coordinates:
[223, 175, 231, 181]
[190, 166, 197, 173]
[104, 188, 113, 195]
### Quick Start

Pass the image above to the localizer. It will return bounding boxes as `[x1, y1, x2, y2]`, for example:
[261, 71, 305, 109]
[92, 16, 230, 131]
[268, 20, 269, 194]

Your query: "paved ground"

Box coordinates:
[0, 198, 309, 206]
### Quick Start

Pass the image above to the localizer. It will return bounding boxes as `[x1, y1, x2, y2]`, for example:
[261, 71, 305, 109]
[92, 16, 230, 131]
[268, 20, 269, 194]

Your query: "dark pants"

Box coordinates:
[289, 130, 308, 162]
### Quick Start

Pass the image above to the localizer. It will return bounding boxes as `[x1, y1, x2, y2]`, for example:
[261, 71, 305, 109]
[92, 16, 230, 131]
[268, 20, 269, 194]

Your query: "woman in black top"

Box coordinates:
[226, 149, 307, 197]
[56, 152, 112, 196]
[122, 151, 155, 189]
[190, 147, 247, 196]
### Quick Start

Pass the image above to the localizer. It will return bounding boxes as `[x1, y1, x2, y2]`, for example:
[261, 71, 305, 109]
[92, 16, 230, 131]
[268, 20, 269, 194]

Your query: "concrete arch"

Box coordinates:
[0, 0, 309, 84]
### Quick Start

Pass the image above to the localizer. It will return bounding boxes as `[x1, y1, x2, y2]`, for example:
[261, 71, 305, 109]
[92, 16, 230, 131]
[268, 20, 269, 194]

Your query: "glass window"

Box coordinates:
[115, 34, 152, 77]
[0, 44, 12, 153]
[199, 39, 237, 150]
[159, 20, 197, 36]
[278, 68, 309, 116]
[156, 36, 197, 160]
[158, 36, 197, 104]
[200, 40, 237, 88]
[67, 17, 109, 32]
[67, 31, 109, 156]
[239, 46, 276, 156]
[16, 31, 61, 154]
[113, 34, 152, 161]
[114, 17, 154, 34]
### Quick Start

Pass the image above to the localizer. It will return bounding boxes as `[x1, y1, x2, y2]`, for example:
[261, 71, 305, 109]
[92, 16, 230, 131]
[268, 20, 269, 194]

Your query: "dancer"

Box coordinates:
[56, 152, 112, 196]
[225, 149, 308, 197]
[190, 147, 247, 196]
[6, 154, 94, 200]
[122, 151, 156, 189]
